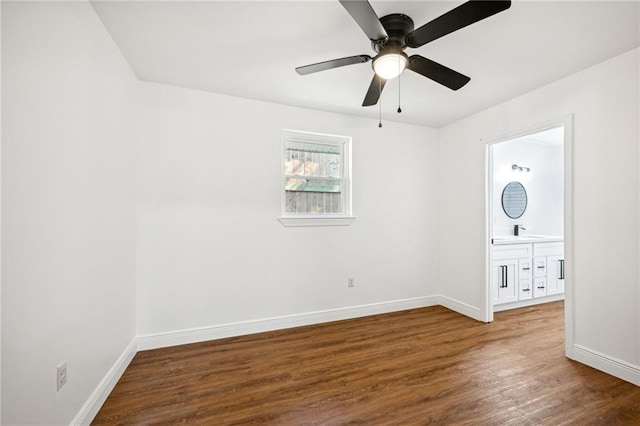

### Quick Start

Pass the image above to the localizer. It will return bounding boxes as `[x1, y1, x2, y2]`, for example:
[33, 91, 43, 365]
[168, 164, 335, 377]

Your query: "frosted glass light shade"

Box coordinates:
[373, 53, 408, 80]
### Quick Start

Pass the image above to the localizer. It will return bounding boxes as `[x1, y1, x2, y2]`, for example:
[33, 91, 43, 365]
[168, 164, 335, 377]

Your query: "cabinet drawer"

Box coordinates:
[533, 242, 563, 257]
[533, 257, 546, 277]
[519, 279, 533, 300]
[493, 244, 532, 260]
[519, 258, 532, 279]
[534, 277, 547, 297]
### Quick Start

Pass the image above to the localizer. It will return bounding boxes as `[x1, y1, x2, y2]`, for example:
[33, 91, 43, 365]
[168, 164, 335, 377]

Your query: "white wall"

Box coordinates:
[2, 2, 138, 424]
[439, 48, 639, 371]
[2, 4, 638, 424]
[0, 1, 3, 420]
[135, 81, 439, 339]
[493, 136, 564, 237]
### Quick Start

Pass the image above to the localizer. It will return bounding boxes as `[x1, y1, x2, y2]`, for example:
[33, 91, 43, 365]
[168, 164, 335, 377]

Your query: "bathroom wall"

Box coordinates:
[492, 128, 564, 237]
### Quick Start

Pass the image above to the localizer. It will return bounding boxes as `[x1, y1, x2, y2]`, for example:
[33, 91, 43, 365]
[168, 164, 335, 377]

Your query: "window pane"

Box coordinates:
[285, 178, 341, 193]
[281, 130, 350, 217]
[285, 189, 343, 214]
[284, 146, 341, 179]
[285, 178, 343, 214]
[284, 141, 340, 155]
[328, 153, 341, 178]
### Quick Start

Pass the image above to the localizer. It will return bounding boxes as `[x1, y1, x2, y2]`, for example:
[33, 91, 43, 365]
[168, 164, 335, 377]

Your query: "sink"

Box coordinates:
[492, 236, 539, 240]
[492, 234, 563, 244]
[493, 235, 550, 240]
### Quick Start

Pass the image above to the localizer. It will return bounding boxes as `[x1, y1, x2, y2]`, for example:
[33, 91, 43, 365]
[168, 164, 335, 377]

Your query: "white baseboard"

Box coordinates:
[569, 344, 640, 386]
[493, 294, 564, 312]
[71, 338, 137, 426]
[76, 297, 640, 426]
[138, 296, 439, 351]
[437, 295, 483, 321]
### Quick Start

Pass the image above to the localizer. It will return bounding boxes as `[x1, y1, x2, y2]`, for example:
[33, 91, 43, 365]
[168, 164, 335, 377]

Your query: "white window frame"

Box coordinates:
[278, 129, 355, 227]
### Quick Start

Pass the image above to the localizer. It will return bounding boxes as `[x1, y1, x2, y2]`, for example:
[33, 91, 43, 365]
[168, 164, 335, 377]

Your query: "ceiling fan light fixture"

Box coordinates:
[373, 52, 408, 80]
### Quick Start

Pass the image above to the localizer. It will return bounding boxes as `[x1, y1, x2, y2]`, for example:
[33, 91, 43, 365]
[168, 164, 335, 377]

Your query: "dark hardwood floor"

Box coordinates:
[93, 301, 640, 425]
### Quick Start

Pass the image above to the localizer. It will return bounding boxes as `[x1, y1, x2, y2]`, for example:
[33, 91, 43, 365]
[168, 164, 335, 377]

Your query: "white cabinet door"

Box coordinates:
[546, 255, 565, 295]
[492, 260, 518, 305]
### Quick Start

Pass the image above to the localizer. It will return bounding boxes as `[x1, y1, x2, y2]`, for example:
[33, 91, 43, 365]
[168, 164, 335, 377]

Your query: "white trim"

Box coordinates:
[77, 292, 640, 425]
[282, 128, 350, 145]
[71, 339, 137, 426]
[570, 344, 640, 386]
[281, 129, 353, 219]
[138, 296, 439, 351]
[0, 2, 3, 417]
[278, 216, 356, 227]
[438, 295, 484, 322]
[563, 115, 575, 358]
[481, 118, 571, 147]
[483, 115, 573, 339]
[84, 293, 640, 425]
[493, 294, 564, 312]
[484, 145, 494, 322]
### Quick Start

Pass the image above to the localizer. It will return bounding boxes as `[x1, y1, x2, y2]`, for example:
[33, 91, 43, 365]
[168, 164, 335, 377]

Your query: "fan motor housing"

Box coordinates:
[372, 14, 415, 53]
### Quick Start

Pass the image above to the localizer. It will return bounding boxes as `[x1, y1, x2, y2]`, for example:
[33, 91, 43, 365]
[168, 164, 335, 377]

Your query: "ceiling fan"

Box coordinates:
[296, 0, 512, 107]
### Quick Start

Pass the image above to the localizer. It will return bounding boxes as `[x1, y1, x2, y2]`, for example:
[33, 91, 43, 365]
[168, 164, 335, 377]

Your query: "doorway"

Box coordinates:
[484, 117, 573, 356]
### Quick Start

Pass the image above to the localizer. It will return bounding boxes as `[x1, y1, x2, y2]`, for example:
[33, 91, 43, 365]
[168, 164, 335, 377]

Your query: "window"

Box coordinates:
[279, 130, 354, 227]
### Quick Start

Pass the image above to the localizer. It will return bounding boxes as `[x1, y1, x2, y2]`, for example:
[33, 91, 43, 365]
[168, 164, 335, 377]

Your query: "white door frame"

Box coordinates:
[483, 115, 574, 357]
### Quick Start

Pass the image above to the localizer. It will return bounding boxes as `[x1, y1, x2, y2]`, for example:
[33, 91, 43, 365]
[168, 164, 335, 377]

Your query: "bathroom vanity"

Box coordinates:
[491, 235, 564, 311]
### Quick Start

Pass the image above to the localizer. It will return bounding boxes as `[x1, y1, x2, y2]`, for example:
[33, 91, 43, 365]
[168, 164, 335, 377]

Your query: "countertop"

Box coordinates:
[492, 235, 564, 245]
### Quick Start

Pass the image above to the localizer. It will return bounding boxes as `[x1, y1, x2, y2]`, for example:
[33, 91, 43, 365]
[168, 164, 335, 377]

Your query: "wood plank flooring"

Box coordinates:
[93, 302, 640, 425]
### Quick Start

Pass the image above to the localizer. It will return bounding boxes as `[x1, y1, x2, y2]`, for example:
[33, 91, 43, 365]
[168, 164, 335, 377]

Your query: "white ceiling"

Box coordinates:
[91, 1, 640, 128]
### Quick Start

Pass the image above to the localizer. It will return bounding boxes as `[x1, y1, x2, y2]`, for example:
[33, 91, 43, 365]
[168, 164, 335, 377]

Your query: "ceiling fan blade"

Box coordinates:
[339, 0, 388, 42]
[295, 55, 371, 75]
[406, 0, 511, 48]
[362, 74, 386, 106]
[407, 55, 470, 90]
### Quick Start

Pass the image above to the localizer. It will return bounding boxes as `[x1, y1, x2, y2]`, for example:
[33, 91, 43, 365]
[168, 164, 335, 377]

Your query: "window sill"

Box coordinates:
[278, 216, 356, 227]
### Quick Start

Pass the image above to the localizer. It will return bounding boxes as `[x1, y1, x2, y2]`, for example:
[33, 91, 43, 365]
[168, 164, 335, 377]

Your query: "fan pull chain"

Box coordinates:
[378, 77, 383, 128]
[397, 73, 402, 113]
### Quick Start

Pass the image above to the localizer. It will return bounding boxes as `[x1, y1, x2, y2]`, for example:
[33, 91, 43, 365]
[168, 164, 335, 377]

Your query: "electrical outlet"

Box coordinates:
[57, 361, 67, 391]
[348, 277, 355, 288]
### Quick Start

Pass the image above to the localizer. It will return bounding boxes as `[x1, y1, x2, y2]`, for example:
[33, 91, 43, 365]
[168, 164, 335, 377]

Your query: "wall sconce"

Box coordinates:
[512, 164, 531, 172]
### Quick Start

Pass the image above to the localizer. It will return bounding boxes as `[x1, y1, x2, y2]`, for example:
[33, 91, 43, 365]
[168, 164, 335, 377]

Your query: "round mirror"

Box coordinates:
[502, 181, 527, 219]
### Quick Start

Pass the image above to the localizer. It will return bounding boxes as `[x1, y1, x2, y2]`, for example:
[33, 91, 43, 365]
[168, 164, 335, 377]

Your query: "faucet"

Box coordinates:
[514, 224, 526, 236]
